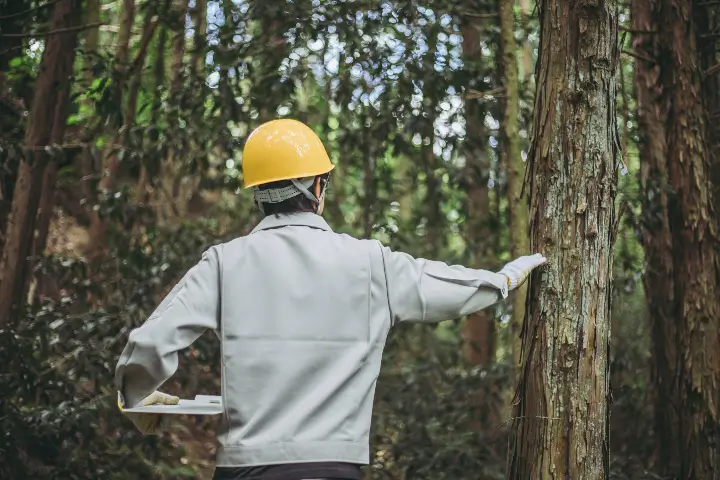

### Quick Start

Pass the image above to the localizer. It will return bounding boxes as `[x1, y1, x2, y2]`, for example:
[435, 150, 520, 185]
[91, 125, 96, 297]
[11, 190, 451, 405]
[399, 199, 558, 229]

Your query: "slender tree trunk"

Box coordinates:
[0, 0, 29, 256]
[79, 0, 102, 204]
[191, 0, 207, 79]
[461, 9, 495, 368]
[157, 0, 189, 222]
[659, 1, 720, 477]
[519, 0, 534, 82]
[137, 0, 171, 201]
[499, 0, 528, 372]
[86, 0, 135, 254]
[507, 1, 619, 478]
[0, 0, 81, 324]
[631, 0, 677, 473]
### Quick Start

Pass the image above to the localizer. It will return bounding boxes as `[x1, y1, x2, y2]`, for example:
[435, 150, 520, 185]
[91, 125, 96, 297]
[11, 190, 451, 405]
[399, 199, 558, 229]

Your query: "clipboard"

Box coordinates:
[122, 395, 223, 415]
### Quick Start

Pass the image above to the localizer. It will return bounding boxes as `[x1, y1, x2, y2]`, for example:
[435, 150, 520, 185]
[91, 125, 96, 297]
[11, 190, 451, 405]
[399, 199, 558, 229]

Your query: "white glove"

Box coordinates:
[498, 253, 547, 290]
[118, 390, 179, 435]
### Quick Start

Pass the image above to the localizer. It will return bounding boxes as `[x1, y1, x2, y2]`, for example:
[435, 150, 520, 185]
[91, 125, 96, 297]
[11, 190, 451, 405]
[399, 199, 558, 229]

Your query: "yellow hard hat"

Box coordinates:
[242, 119, 334, 188]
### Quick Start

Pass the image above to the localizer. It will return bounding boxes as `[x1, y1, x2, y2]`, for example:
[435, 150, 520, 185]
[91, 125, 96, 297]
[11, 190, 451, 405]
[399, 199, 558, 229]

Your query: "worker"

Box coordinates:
[115, 119, 547, 480]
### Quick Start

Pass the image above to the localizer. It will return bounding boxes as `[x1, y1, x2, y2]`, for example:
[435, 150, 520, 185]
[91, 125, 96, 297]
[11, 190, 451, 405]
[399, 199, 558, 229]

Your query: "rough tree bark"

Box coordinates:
[0, 0, 82, 324]
[461, 9, 496, 367]
[499, 0, 528, 372]
[507, 1, 618, 478]
[631, 0, 677, 473]
[659, 1, 720, 477]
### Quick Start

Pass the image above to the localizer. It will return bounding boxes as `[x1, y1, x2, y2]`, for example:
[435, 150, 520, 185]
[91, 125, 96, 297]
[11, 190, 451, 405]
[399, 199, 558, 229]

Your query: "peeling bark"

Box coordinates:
[631, 0, 677, 472]
[507, 1, 618, 478]
[659, 1, 720, 477]
[0, 0, 81, 324]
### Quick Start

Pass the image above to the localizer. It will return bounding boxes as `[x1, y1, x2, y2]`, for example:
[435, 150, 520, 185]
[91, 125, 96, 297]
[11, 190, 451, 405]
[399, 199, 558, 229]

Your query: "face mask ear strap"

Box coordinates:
[290, 178, 319, 203]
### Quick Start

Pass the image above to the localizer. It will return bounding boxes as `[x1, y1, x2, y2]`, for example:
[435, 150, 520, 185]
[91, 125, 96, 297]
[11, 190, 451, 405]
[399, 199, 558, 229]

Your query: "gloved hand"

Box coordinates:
[119, 390, 179, 435]
[498, 253, 547, 290]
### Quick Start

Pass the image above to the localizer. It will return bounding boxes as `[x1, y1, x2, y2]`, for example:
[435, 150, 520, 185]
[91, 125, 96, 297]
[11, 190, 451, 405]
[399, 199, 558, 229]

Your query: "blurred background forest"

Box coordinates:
[0, 0, 718, 479]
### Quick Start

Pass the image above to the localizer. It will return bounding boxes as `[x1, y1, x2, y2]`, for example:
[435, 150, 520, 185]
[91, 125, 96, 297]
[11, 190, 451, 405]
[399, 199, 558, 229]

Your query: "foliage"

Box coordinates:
[0, 0, 671, 478]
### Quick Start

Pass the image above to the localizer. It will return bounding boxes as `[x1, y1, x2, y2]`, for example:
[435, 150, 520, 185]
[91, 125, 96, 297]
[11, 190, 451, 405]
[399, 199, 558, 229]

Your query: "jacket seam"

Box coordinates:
[376, 241, 395, 326]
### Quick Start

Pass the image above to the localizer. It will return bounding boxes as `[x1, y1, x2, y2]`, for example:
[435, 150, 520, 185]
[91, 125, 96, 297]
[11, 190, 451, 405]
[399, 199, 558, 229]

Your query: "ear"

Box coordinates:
[314, 176, 322, 200]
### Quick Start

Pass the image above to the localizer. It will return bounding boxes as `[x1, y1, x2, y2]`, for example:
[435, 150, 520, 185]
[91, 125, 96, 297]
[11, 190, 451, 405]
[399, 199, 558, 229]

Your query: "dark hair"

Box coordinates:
[257, 174, 329, 217]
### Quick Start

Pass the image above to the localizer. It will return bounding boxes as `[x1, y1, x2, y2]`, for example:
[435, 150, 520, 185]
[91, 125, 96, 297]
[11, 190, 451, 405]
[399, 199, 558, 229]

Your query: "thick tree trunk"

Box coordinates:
[0, 0, 81, 324]
[631, 0, 678, 473]
[461, 10, 495, 368]
[507, 1, 618, 478]
[659, 1, 720, 477]
[499, 0, 528, 372]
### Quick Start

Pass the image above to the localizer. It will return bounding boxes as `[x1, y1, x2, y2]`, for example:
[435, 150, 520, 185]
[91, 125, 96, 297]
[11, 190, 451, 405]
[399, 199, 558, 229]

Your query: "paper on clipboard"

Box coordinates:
[122, 395, 223, 415]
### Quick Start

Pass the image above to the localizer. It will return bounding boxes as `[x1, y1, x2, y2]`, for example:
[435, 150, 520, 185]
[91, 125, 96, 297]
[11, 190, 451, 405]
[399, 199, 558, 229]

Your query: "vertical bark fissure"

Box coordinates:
[508, 1, 619, 478]
[0, 0, 82, 324]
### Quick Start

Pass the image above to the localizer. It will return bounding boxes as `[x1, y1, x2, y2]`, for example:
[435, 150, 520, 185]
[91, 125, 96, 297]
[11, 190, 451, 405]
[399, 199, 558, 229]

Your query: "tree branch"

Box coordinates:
[460, 11, 498, 19]
[622, 49, 656, 64]
[0, 0, 61, 20]
[0, 22, 104, 38]
[705, 63, 720, 77]
[619, 26, 658, 34]
[466, 87, 505, 99]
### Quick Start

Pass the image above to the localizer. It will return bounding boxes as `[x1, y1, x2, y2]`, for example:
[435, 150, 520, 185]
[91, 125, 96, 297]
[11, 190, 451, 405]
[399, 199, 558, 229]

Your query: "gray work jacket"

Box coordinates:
[115, 212, 508, 467]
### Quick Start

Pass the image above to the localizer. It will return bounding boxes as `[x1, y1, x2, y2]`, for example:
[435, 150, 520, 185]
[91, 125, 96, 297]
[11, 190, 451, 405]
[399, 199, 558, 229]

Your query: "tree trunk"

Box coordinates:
[461, 9, 495, 368]
[519, 0, 534, 82]
[695, 3, 720, 233]
[0, 0, 81, 324]
[191, 0, 207, 79]
[507, 1, 618, 478]
[659, 1, 720, 477]
[86, 0, 135, 255]
[499, 0, 528, 373]
[156, 0, 189, 223]
[631, 0, 677, 473]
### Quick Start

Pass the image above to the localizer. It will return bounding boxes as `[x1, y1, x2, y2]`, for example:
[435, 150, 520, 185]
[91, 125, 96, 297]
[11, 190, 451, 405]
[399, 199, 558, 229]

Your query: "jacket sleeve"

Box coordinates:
[115, 247, 221, 407]
[378, 244, 508, 325]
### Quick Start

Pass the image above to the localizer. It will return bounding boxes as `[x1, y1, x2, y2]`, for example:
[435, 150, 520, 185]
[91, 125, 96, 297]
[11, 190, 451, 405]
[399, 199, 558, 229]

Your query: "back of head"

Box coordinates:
[241, 119, 335, 217]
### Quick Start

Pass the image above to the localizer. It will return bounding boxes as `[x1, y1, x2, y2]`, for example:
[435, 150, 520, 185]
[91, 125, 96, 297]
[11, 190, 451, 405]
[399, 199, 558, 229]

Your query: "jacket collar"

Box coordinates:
[251, 212, 332, 234]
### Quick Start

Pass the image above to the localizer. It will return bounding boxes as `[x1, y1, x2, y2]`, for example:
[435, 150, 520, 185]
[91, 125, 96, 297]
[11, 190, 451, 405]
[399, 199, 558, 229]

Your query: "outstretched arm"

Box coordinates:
[379, 244, 546, 325]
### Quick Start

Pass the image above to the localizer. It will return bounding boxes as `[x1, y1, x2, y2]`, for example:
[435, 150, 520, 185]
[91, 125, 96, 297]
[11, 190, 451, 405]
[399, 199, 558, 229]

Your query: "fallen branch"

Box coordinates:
[0, 22, 105, 38]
